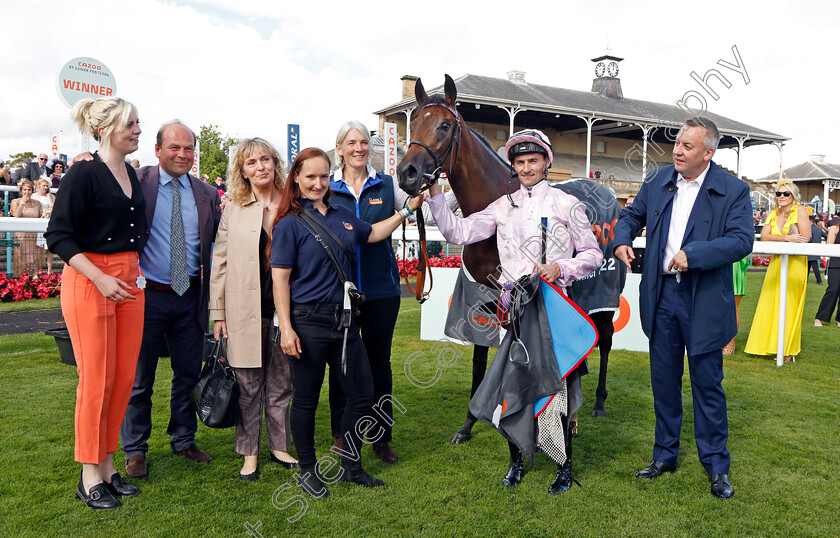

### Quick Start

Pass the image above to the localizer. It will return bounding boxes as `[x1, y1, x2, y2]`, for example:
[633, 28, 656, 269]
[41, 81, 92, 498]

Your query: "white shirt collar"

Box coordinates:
[333, 163, 376, 184]
[676, 163, 710, 188]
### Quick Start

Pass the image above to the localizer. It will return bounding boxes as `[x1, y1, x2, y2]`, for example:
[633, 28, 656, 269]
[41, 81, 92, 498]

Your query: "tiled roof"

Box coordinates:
[758, 159, 840, 182]
[375, 73, 787, 143]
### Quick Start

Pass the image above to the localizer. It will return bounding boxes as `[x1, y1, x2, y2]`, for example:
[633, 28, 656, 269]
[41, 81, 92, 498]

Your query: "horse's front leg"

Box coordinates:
[450, 345, 489, 444]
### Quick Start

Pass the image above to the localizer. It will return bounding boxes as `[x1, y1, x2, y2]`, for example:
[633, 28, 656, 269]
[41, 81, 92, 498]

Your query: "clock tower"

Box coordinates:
[591, 52, 624, 99]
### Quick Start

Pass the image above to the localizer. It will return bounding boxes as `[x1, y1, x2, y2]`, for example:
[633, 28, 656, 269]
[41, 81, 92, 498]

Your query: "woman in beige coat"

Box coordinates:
[210, 138, 298, 480]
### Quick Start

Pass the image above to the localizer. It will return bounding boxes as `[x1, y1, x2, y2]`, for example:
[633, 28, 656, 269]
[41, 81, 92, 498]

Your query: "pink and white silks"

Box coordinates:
[426, 179, 602, 288]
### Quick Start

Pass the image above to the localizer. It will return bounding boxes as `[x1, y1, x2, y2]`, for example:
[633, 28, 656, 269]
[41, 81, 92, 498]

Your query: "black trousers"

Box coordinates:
[289, 303, 374, 471]
[329, 296, 400, 443]
[808, 259, 823, 284]
[816, 268, 840, 322]
[121, 283, 204, 456]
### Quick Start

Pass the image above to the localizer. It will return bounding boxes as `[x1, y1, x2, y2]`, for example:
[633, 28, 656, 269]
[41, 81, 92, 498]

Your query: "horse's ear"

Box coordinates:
[415, 78, 428, 107]
[444, 74, 457, 106]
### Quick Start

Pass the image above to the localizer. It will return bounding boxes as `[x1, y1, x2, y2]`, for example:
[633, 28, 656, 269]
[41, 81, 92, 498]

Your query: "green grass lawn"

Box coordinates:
[1, 270, 839, 536]
[0, 296, 60, 312]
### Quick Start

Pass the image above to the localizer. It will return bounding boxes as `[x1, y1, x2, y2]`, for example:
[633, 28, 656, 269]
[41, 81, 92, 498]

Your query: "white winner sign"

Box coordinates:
[56, 57, 117, 108]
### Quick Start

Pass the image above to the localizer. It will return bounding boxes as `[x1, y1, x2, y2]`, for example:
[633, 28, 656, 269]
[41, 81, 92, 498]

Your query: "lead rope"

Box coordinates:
[402, 207, 433, 304]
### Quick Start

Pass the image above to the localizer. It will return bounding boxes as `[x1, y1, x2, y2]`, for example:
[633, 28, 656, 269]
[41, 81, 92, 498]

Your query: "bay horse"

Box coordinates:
[397, 75, 613, 443]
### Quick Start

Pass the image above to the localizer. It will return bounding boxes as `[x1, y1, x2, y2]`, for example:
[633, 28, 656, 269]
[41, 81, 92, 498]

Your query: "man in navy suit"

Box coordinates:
[613, 117, 753, 499]
[121, 120, 221, 478]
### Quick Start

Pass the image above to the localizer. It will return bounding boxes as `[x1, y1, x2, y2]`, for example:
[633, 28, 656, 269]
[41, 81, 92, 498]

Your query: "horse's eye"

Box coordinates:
[439, 122, 450, 131]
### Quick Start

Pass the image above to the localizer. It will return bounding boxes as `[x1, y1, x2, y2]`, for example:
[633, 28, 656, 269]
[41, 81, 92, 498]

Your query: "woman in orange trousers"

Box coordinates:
[45, 97, 148, 510]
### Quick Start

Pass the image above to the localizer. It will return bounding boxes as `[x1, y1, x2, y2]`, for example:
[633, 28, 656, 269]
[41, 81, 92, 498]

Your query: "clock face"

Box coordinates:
[595, 62, 605, 77]
[607, 61, 619, 77]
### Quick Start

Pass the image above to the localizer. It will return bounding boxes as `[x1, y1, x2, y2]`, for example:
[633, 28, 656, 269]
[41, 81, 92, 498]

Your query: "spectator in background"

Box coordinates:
[130, 159, 140, 168]
[13, 158, 40, 183]
[0, 160, 9, 184]
[723, 255, 750, 355]
[594, 168, 602, 179]
[34, 154, 52, 178]
[215, 175, 227, 192]
[808, 214, 827, 285]
[50, 161, 67, 188]
[33, 178, 56, 272]
[815, 213, 840, 327]
[745, 181, 810, 363]
[10, 179, 43, 275]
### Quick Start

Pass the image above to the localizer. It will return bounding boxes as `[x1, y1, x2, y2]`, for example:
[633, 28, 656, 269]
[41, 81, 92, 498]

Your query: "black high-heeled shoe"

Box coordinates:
[269, 453, 300, 469]
[77, 473, 121, 510]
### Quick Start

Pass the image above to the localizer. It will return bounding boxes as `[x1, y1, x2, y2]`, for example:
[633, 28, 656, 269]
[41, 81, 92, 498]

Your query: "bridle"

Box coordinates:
[402, 101, 463, 303]
[408, 101, 463, 191]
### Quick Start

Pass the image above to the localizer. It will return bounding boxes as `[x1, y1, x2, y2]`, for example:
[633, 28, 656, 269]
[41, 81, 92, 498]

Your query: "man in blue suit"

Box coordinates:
[613, 117, 753, 499]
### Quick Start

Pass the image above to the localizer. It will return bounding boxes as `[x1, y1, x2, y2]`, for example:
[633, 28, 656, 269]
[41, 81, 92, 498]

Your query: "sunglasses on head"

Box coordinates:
[775, 191, 792, 198]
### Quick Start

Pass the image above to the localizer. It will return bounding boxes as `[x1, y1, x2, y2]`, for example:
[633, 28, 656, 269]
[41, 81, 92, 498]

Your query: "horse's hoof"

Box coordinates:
[450, 432, 472, 444]
[591, 403, 606, 418]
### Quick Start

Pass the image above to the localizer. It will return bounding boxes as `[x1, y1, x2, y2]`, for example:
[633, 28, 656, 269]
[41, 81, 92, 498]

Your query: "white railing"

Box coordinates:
[0, 217, 48, 233]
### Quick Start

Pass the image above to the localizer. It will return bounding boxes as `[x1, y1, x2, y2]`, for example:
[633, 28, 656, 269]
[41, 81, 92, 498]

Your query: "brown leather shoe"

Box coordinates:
[372, 442, 398, 464]
[331, 437, 343, 453]
[125, 454, 148, 479]
[173, 443, 213, 463]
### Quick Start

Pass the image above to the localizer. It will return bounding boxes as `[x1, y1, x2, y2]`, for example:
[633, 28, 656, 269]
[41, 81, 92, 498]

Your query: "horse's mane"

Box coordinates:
[467, 127, 509, 168]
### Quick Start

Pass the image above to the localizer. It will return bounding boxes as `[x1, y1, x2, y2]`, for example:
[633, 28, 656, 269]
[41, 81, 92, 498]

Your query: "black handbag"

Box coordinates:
[192, 338, 240, 428]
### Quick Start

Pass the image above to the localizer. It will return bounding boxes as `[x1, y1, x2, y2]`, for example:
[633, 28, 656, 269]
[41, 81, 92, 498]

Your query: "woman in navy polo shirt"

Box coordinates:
[269, 147, 421, 498]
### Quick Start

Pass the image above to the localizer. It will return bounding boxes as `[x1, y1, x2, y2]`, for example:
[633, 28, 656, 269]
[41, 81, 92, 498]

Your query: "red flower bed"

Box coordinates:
[0, 271, 62, 302]
[397, 256, 462, 278]
[751, 255, 770, 267]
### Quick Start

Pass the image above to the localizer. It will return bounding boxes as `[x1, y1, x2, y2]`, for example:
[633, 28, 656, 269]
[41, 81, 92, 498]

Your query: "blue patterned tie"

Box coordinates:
[170, 179, 189, 296]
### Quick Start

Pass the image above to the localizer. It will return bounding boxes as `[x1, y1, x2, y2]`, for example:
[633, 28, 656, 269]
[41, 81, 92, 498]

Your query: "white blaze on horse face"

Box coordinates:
[512, 153, 548, 188]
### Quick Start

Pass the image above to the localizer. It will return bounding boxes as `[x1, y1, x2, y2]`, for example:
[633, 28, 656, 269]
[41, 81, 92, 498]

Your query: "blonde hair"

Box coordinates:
[335, 120, 371, 168]
[35, 178, 51, 189]
[774, 179, 800, 204]
[227, 138, 286, 206]
[18, 179, 34, 193]
[71, 97, 137, 162]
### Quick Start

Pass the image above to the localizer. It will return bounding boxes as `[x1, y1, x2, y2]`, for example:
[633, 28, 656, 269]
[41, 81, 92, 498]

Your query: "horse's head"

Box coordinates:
[397, 74, 461, 196]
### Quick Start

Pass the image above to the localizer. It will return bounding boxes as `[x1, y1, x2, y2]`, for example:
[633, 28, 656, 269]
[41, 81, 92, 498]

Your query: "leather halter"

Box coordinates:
[408, 102, 463, 190]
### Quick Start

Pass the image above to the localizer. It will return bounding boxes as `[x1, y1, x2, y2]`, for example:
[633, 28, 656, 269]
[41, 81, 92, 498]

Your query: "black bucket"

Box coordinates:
[44, 327, 75, 366]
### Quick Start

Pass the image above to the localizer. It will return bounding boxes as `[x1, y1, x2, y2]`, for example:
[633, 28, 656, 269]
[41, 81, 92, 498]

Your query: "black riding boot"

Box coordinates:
[549, 413, 575, 494]
[502, 441, 524, 488]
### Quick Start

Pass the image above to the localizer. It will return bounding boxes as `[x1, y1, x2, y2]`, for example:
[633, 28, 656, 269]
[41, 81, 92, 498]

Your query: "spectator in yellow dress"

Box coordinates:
[744, 181, 810, 362]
